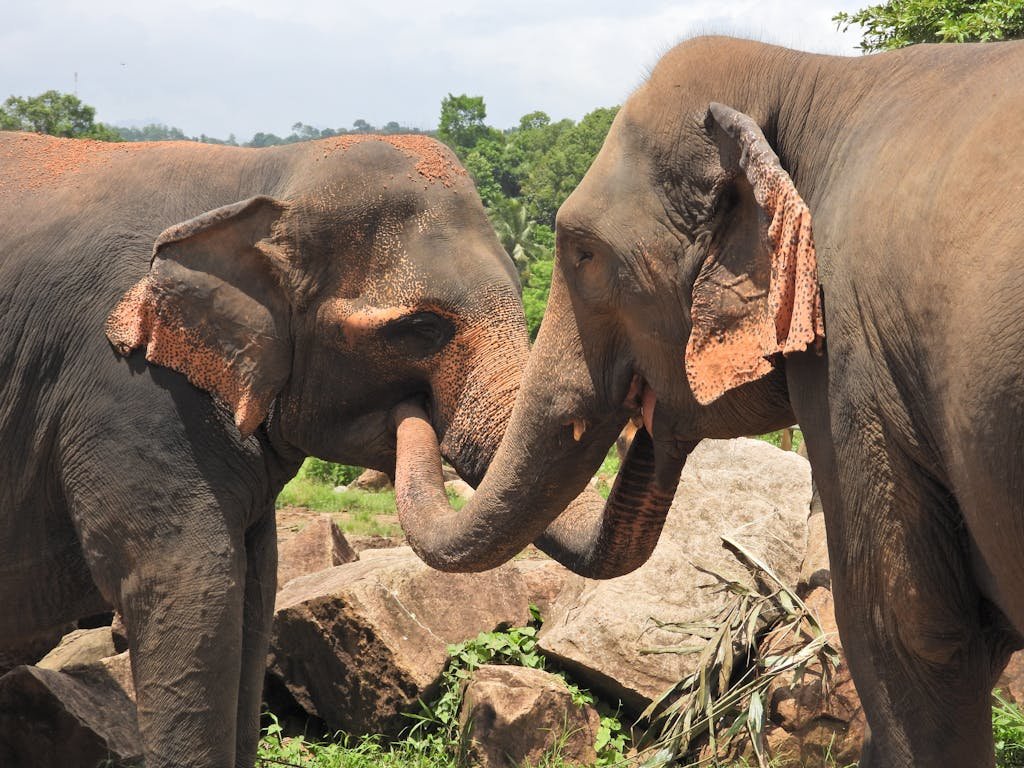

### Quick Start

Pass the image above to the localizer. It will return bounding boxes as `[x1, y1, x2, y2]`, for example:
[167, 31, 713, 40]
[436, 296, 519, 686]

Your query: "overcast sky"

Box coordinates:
[3, 1, 867, 140]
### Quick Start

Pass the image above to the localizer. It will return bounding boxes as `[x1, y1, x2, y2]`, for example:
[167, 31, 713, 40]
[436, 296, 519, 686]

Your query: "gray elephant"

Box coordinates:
[0, 132, 528, 767]
[392, 37, 1024, 767]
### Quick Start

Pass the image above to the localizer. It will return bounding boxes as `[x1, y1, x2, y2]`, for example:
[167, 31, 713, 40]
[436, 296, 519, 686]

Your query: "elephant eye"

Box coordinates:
[576, 249, 594, 267]
[381, 311, 455, 358]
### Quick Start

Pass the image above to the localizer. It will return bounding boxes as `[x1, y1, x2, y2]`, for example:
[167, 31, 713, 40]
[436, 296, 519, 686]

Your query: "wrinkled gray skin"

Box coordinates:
[394, 37, 1024, 767]
[0, 133, 527, 767]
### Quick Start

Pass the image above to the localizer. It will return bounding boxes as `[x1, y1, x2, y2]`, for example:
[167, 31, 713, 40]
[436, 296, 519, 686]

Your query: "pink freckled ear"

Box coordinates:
[684, 104, 824, 406]
[105, 196, 292, 438]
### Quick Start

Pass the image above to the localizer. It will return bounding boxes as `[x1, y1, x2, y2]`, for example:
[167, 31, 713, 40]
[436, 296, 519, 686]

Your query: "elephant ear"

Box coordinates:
[105, 196, 293, 438]
[684, 102, 825, 406]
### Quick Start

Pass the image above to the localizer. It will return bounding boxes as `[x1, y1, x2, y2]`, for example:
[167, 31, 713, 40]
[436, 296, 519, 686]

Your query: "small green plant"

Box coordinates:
[304, 458, 363, 487]
[405, 608, 629, 766]
[636, 537, 840, 768]
[994, 690, 1024, 768]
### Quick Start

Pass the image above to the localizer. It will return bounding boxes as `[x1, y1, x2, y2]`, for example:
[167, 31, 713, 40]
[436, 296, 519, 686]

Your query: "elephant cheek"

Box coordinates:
[431, 326, 527, 484]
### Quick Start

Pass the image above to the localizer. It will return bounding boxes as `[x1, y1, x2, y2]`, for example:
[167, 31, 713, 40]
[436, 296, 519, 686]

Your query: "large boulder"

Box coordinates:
[0, 652, 141, 767]
[277, 513, 357, 589]
[538, 438, 812, 713]
[36, 627, 117, 671]
[459, 665, 600, 768]
[268, 546, 536, 735]
[351, 468, 393, 491]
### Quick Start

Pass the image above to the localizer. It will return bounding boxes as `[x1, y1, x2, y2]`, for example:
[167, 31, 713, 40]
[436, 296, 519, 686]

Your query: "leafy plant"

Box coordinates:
[994, 690, 1024, 768]
[636, 537, 841, 768]
[405, 609, 628, 766]
[303, 458, 363, 487]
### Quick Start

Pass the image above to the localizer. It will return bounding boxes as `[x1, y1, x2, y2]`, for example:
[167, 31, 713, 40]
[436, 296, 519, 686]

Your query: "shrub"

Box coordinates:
[304, 458, 363, 487]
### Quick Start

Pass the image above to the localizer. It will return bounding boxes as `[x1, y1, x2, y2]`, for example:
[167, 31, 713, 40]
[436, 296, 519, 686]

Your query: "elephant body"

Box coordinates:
[0, 132, 528, 767]
[392, 38, 1024, 767]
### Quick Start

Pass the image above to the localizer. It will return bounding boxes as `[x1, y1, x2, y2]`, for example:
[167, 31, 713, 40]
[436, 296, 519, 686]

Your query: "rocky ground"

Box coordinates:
[3, 438, 1021, 767]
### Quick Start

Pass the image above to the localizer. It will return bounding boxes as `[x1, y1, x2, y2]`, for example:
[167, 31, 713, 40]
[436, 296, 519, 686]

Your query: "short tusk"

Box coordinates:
[572, 418, 587, 442]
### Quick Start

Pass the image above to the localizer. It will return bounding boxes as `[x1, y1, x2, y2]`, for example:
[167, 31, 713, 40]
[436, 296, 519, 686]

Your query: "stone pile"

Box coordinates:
[0, 438, 922, 767]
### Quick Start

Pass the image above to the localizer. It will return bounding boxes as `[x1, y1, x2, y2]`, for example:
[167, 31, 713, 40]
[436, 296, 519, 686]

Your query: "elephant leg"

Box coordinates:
[234, 508, 277, 768]
[825, 421, 996, 768]
[121, 534, 246, 768]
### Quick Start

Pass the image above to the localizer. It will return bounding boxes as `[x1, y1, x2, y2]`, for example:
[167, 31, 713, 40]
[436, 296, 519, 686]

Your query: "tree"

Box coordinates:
[0, 90, 120, 141]
[438, 94, 493, 152]
[116, 123, 188, 142]
[488, 197, 549, 279]
[520, 106, 618, 226]
[835, 0, 1024, 51]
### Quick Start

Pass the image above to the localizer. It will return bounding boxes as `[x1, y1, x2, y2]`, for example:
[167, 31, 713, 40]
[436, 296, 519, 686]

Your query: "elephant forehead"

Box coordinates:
[317, 134, 468, 188]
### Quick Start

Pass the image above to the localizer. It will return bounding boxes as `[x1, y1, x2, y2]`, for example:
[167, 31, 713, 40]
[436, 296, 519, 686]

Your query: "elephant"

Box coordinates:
[391, 37, 1024, 767]
[0, 131, 528, 767]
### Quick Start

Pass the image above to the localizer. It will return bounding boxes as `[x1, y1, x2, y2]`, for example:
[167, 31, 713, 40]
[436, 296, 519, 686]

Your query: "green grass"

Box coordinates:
[276, 459, 465, 538]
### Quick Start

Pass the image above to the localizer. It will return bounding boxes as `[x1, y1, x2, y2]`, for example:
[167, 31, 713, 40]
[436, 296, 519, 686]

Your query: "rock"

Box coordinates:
[268, 546, 535, 736]
[509, 557, 572, 618]
[762, 587, 865, 766]
[333, 484, 348, 492]
[998, 651, 1024, 705]
[0, 652, 141, 767]
[36, 627, 116, 671]
[445, 478, 475, 501]
[538, 438, 812, 713]
[351, 468, 392, 491]
[460, 665, 600, 768]
[346, 534, 403, 554]
[111, 612, 130, 653]
[0, 624, 75, 675]
[277, 514, 357, 589]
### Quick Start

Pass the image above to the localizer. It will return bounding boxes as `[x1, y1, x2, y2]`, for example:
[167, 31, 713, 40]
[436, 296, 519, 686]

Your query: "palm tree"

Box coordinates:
[488, 198, 545, 280]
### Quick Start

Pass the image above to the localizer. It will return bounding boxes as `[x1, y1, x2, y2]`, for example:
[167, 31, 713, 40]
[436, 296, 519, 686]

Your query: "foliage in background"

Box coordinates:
[0, 90, 121, 140]
[835, 0, 1024, 51]
[304, 459, 363, 487]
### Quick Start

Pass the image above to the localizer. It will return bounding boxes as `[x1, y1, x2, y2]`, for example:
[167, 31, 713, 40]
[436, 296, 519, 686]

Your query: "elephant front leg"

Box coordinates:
[121, 540, 247, 768]
[234, 509, 278, 768]
[825, 423, 997, 767]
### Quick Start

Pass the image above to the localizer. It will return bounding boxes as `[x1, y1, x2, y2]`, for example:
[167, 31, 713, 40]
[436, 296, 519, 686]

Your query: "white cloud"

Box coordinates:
[1, 0, 867, 139]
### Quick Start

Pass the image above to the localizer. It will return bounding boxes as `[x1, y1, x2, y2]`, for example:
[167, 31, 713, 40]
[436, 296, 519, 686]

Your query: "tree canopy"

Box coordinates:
[0, 90, 120, 141]
[835, 0, 1024, 51]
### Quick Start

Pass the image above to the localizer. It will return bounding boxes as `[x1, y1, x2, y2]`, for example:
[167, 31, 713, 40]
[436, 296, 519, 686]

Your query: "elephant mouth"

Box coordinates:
[624, 373, 657, 438]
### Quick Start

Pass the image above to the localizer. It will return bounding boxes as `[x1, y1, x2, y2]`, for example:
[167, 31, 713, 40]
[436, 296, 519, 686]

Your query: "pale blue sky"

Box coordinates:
[2, 1, 867, 140]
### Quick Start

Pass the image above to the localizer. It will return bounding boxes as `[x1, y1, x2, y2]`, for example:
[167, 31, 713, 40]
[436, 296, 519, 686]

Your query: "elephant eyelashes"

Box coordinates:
[575, 250, 594, 267]
[381, 311, 455, 358]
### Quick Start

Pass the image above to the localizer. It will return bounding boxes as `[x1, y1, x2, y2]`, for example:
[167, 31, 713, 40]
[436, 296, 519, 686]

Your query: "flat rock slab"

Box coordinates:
[268, 546, 535, 735]
[460, 665, 600, 768]
[0, 652, 140, 767]
[37, 627, 117, 671]
[539, 438, 812, 713]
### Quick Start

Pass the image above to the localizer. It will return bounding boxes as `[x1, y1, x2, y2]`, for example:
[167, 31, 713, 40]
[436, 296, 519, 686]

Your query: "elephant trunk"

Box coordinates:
[393, 401, 690, 577]
[532, 428, 695, 578]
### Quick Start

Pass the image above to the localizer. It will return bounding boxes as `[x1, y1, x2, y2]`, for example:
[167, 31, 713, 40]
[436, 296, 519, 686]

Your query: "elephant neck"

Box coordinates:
[771, 50, 886, 220]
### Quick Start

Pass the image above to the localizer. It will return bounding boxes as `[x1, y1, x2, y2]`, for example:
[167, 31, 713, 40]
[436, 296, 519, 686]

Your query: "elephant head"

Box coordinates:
[105, 136, 529, 487]
[391, 38, 821, 576]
